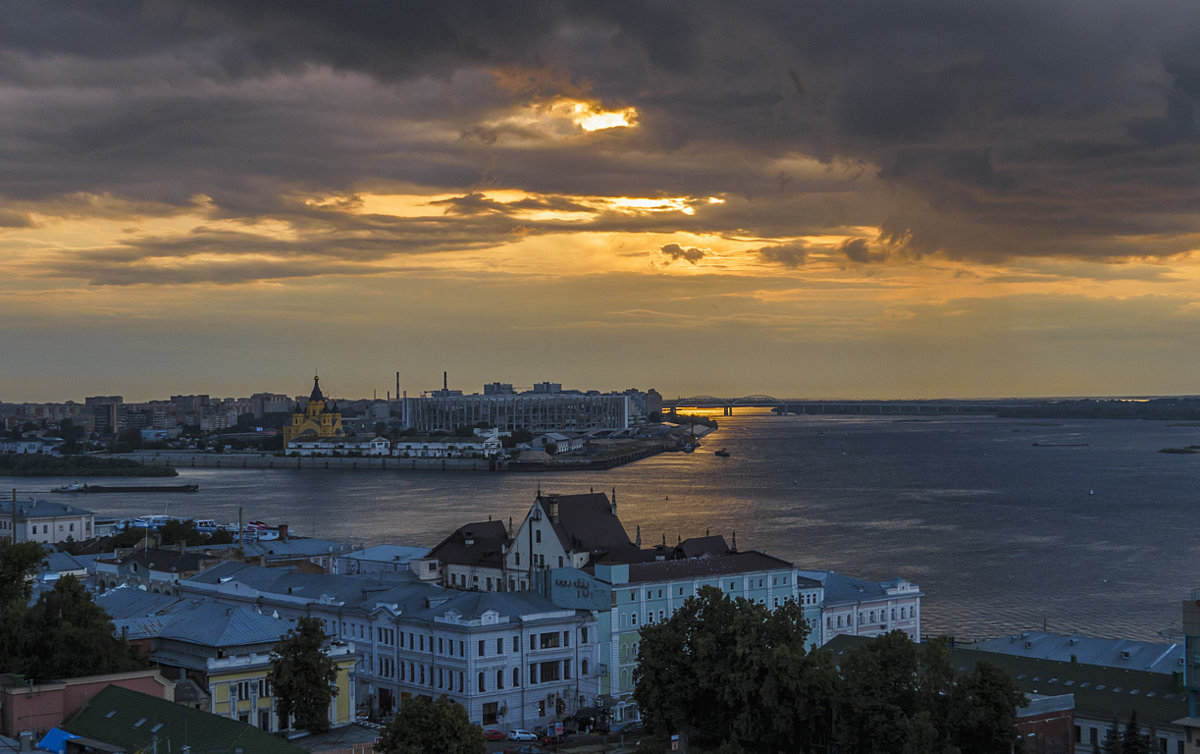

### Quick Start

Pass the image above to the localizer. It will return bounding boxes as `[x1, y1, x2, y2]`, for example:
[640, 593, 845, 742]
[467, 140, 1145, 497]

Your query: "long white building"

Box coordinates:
[177, 562, 599, 732]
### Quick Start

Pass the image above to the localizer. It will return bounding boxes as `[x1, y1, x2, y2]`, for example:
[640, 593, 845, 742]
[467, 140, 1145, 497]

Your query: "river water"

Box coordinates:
[13, 413, 1198, 642]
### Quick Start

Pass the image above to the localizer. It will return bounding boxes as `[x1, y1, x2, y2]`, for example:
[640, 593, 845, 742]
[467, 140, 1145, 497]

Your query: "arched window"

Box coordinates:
[497, 669, 504, 690]
[581, 659, 589, 676]
[513, 667, 520, 687]
[478, 672, 485, 693]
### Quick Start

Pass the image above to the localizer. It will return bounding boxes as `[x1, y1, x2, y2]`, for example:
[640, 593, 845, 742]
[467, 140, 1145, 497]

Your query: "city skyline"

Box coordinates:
[6, 3, 1200, 401]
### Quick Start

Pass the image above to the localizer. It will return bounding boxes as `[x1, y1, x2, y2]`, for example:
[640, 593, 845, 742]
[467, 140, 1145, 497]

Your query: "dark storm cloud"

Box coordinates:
[8, 1, 1200, 264]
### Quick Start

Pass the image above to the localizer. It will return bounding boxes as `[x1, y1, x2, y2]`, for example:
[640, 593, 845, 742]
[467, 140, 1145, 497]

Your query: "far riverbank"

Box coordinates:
[113, 425, 716, 474]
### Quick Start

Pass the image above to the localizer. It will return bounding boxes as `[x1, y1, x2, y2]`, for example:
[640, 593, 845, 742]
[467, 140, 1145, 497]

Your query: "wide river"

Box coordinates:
[13, 413, 1198, 642]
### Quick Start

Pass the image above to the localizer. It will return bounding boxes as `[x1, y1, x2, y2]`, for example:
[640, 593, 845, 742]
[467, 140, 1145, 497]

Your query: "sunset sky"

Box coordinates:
[5, 1, 1200, 402]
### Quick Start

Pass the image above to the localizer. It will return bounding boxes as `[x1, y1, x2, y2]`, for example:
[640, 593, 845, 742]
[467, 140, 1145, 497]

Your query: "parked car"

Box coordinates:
[541, 732, 569, 746]
[507, 729, 537, 741]
[484, 729, 506, 741]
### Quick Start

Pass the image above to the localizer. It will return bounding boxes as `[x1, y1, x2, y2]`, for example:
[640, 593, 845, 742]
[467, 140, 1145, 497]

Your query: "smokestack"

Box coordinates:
[443, 371, 448, 391]
[396, 371, 400, 399]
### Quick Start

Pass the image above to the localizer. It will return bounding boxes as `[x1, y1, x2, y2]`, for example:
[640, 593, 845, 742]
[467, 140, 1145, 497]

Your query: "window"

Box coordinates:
[563, 659, 572, 679]
[580, 627, 588, 644]
[479, 640, 486, 657]
[530, 635, 536, 651]
[259, 709, 270, 730]
[486, 577, 493, 590]
[563, 631, 570, 647]
[558, 556, 563, 568]
[236, 681, 250, 701]
[581, 659, 589, 675]
[513, 667, 521, 687]
[540, 632, 560, 649]
[631, 613, 638, 626]
[496, 637, 504, 654]
[539, 660, 561, 682]
[512, 635, 519, 652]
[515, 552, 520, 566]
[535, 529, 541, 543]
[438, 637, 443, 654]
[419, 635, 425, 651]
[496, 669, 504, 690]
[483, 702, 499, 725]
[529, 663, 538, 684]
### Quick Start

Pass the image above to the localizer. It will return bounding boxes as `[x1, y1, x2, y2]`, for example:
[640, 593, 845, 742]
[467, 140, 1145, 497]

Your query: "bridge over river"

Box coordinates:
[662, 396, 1037, 416]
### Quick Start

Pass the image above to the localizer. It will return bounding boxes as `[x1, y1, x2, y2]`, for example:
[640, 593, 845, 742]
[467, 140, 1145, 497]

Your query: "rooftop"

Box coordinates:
[66, 685, 305, 754]
[970, 631, 1184, 675]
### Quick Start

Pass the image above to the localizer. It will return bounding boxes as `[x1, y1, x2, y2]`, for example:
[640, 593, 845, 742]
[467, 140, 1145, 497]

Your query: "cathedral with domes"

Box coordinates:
[282, 375, 345, 448]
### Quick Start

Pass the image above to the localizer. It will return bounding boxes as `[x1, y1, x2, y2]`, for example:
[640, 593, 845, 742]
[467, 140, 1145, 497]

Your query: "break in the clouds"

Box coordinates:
[6, 1, 1200, 399]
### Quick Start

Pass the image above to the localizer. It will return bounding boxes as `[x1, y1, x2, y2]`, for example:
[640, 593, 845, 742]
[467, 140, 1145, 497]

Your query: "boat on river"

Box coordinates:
[52, 483, 199, 493]
[714, 448, 731, 457]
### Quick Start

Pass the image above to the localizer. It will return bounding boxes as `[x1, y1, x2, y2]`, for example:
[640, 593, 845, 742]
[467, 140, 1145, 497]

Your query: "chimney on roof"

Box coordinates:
[443, 371, 448, 391]
[635, 525, 641, 548]
[464, 531, 474, 547]
[547, 495, 559, 523]
[611, 488, 617, 515]
[278, 523, 289, 542]
[731, 530, 737, 552]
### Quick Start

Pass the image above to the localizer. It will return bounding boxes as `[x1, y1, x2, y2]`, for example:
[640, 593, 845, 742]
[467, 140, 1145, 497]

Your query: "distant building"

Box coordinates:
[0, 499, 94, 545]
[428, 520, 510, 592]
[94, 547, 225, 594]
[282, 376, 345, 448]
[0, 436, 63, 455]
[332, 544, 432, 579]
[402, 390, 638, 433]
[798, 569, 923, 645]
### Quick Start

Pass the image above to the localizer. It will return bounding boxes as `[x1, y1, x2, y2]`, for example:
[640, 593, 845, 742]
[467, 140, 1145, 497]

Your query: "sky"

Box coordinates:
[5, 1, 1200, 402]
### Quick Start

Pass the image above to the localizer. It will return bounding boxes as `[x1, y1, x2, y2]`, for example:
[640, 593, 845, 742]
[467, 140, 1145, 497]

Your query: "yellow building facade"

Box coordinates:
[208, 649, 356, 732]
[283, 375, 345, 448]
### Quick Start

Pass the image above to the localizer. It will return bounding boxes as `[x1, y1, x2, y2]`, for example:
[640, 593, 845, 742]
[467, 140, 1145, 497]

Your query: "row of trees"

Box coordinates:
[634, 586, 1026, 754]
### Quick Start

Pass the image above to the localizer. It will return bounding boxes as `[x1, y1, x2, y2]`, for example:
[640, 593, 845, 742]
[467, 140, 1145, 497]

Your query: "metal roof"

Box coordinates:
[970, 631, 1184, 675]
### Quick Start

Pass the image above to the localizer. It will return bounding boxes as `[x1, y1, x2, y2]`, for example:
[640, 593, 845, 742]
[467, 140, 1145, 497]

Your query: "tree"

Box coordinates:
[269, 616, 339, 733]
[0, 539, 47, 673]
[376, 695, 486, 754]
[634, 585, 831, 752]
[1120, 711, 1152, 754]
[837, 630, 922, 754]
[16, 575, 147, 682]
[159, 518, 202, 546]
[947, 661, 1026, 754]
